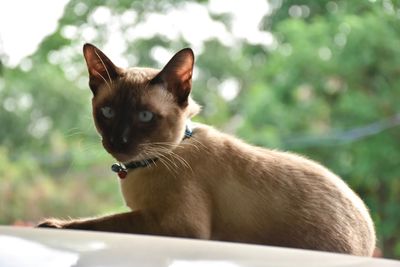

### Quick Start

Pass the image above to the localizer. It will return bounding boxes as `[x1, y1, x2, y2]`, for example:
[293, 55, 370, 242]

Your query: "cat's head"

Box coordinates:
[83, 43, 200, 163]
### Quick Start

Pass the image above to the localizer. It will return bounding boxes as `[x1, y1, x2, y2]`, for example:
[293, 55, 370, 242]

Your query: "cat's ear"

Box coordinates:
[151, 48, 194, 106]
[83, 43, 122, 95]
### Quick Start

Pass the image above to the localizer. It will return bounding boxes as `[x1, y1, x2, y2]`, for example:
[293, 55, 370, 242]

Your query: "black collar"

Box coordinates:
[111, 123, 193, 179]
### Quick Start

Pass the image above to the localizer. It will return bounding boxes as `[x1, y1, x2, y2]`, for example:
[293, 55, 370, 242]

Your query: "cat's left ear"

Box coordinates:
[83, 43, 123, 95]
[151, 48, 194, 106]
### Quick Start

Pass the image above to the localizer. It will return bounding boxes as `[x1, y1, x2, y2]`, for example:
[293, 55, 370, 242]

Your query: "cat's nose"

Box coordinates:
[110, 127, 130, 143]
[107, 127, 131, 153]
[112, 137, 128, 145]
[122, 127, 130, 144]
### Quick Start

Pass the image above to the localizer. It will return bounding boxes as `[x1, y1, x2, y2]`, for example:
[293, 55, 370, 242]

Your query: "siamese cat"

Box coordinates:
[38, 43, 376, 256]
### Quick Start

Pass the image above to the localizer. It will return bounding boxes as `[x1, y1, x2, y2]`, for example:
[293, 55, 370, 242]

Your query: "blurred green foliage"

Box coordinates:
[0, 0, 399, 259]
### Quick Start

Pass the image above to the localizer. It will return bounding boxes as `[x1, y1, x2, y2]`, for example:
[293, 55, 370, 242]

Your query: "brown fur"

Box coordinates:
[38, 43, 376, 256]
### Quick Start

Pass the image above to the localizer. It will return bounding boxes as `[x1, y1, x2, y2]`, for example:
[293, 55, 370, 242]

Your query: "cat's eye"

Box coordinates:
[101, 106, 115, 119]
[138, 110, 154, 122]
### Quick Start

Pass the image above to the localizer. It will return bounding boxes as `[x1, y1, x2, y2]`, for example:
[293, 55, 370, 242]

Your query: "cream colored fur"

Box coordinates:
[120, 118, 376, 255]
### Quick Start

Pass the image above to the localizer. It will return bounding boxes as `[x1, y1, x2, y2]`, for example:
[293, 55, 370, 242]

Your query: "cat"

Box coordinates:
[38, 43, 376, 256]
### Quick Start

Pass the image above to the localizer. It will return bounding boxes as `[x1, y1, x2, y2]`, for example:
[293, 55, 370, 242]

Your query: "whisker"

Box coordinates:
[142, 150, 159, 169]
[135, 135, 211, 176]
[65, 127, 84, 138]
[142, 145, 192, 174]
[169, 150, 192, 172]
[142, 149, 176, 175]
[189, 136, 207, 149]
[158, 155, 177, 176]
[149, 148, 179, 170]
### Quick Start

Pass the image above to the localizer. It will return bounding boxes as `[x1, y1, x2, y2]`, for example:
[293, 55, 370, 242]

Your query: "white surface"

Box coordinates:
[0, 226, 399, 267]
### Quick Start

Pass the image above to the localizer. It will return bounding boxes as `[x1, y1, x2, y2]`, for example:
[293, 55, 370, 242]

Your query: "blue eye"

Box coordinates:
[138, 110, 154, 122]
[101, 106, 114, 119]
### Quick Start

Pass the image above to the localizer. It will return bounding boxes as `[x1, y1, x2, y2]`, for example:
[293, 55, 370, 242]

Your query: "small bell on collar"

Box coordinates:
[111, 163, 127, 179]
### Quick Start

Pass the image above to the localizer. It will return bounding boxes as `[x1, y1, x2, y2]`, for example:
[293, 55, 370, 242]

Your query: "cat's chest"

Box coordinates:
[119, 168, 177, 211]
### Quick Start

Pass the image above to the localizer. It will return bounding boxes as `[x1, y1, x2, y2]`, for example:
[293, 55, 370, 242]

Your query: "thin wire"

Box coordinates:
[283, 113, 400, 148]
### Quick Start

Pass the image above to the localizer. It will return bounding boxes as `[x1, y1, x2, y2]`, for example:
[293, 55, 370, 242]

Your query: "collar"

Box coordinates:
[111, 122, 194, 179]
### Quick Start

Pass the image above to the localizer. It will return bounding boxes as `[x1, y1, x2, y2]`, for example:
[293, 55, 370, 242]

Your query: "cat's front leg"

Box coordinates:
[37, 218, 72, 229]
[37, 210, 161, 234]
[37, 218, 106, 230]
[37, 209, 212, 239]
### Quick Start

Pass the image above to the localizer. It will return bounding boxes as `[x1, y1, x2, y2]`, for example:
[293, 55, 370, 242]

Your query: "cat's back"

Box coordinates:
[188, 123, 375, 255]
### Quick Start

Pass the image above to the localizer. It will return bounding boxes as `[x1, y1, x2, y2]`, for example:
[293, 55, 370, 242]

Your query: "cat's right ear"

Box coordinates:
[150, 48, 194, 106]
[83, 43, 122, 95]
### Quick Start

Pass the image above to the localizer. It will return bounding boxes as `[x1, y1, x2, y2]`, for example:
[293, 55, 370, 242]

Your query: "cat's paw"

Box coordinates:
[37, 218, 67, 229]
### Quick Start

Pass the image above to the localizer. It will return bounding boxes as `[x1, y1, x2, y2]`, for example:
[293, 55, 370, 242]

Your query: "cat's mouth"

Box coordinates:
[101, 138, 145, 163]
[104, 139, 179, 165]
[111, 150, 158, 165]
[112, 152, 143, 164]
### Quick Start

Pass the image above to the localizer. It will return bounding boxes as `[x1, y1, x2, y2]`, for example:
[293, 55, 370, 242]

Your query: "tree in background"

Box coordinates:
[0, 0, 399, 259]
